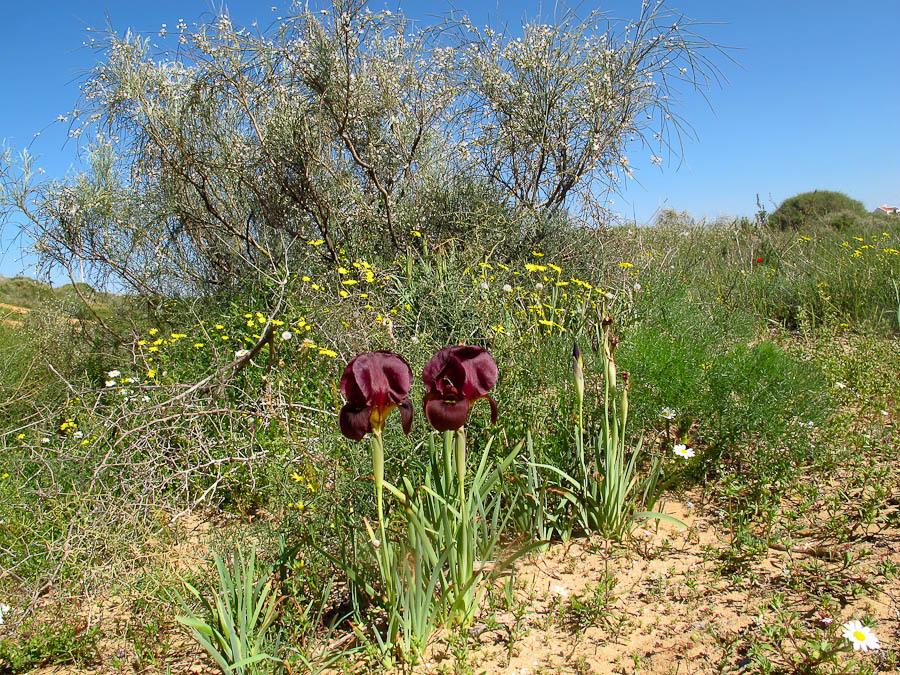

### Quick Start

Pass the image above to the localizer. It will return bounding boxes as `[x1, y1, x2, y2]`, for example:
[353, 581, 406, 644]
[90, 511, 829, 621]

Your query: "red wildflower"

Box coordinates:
[339, 351, 413, 440]
[422, 345, 498, 431]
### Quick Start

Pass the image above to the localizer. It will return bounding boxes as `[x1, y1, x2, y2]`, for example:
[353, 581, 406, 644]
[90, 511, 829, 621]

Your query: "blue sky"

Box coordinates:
[2, 0, 899, 280]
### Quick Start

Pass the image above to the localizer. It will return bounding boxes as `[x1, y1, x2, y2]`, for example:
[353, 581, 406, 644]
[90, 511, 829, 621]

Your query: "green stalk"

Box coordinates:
[443, 430, 453, 496]
[370, 429, 394, 603]
[372, 429, 385, 537]
[454, 426, 473, 624]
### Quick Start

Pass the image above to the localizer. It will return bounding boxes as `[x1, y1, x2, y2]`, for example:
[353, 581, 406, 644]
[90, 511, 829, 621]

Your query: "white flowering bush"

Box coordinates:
[1, 0, 727, 296]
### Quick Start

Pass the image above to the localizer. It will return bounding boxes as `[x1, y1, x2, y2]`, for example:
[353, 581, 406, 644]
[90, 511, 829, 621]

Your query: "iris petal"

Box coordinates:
[455, 347, 498, 399]
[398, 398, 414, 435]
[483, 395, 499, 424]
[339, 404, 372, 440]
[423, 394, 471, 432]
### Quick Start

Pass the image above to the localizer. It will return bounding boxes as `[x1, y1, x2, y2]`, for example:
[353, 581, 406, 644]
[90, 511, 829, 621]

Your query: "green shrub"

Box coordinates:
[614, 281, 830, 484]
[769, 190, 865, 230]
[0, 609, 100, 673]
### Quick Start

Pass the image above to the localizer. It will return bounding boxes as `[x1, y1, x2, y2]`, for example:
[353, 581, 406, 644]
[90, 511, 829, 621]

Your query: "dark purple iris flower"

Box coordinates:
[422, 345, 498, 432]
[338, 351, 414, 440]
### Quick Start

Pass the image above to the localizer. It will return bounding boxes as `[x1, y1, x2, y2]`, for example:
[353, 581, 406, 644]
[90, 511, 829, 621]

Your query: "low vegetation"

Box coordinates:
[1, 208, 897, 673]
[0, 2, 897, 672]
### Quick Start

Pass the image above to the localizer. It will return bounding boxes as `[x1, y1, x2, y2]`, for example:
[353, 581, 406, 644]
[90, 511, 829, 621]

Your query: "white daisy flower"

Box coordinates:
[281, 331, 293, 341]
[105, 380, 117, 387]
[0, 603, 10, 625]
[672, 444, 695, 458]
[841, 620, 879, 652]
[235, 349, 250, 359]
[502, 284, 513, 293]
[107, 370, 121, 378]
[660, 407, 676, 420]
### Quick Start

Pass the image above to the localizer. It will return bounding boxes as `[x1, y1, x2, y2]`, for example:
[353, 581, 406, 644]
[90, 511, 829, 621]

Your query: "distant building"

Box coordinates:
[874, 205, 899, 215]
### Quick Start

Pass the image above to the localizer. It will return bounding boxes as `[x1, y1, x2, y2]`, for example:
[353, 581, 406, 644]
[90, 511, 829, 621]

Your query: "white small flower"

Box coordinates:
[502, 284, 513, 292]
[107, 370, 121, 378]
[105, 380, 117, 387]
[480, 282, 489, 290]
[73, 431, 84, 439]
[605, 292, 615, 301]
[841, 620, 880, 652]
[834, 381, 847, 389]
[141, 395, 151, 403]
[0, 603, 10, 625]
[660, 407, 676, 420]
[672, 444, 694, 458]
[281, 331, 293, 341]
[633, 283, 642, 291]
[552, 585, 569, 597]
[235, 349, 250, 359]
[535, 283, 544, 290]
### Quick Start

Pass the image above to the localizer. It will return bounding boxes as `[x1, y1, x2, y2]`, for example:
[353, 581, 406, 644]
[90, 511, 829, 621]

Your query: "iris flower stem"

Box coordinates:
[576, 396, 585, 471]
[454, 426, 473, 623]
[372, 429, 386, 543]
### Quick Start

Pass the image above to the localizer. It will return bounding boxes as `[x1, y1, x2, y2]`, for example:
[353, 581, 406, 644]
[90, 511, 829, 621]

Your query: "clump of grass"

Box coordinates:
[0, 607, 100, 672]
